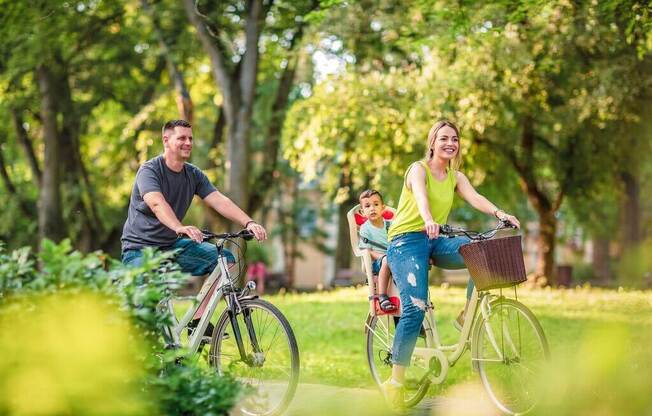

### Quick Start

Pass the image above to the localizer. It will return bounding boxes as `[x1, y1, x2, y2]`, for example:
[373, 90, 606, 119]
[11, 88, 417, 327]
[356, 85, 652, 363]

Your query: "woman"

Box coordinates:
[382, 120, 520, 405]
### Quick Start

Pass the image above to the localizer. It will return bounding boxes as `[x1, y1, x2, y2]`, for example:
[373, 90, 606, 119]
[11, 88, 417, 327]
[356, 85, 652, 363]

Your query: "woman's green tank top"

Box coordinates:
[387, 161, 457, 241]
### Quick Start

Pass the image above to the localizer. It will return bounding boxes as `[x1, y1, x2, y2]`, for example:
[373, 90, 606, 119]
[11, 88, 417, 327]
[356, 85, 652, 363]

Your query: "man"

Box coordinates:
[121, 119, 266, 274]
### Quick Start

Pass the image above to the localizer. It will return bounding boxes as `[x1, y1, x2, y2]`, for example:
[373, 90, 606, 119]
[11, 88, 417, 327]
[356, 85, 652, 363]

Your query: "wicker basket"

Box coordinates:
[459, 235, 527, 291]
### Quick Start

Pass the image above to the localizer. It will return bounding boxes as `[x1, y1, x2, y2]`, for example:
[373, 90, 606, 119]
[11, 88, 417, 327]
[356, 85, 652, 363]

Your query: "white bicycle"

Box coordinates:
[366, 222, 549, 415]
[160, 229, 300, 416]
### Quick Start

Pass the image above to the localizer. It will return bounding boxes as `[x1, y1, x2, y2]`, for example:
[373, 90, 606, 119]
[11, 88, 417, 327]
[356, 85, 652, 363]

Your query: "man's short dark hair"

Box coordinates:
[359, 189, 384, 204]
[162, 119, 192, 136]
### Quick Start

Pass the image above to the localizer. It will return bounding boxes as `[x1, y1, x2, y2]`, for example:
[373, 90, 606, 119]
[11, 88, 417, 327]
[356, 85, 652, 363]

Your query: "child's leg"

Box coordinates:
[377, 256, 397, 312]
[378, 256, 390, 295]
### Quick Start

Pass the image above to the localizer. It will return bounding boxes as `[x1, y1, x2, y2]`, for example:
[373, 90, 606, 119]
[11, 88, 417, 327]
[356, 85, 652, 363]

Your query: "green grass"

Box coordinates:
[175, 285, 652, 413]
[263, 285, 652, 395]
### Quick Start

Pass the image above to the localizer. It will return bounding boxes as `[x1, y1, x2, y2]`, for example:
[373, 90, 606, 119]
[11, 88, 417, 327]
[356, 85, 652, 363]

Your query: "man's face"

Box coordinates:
[164, 126, 193, 160]
[360, 194, 384, 220]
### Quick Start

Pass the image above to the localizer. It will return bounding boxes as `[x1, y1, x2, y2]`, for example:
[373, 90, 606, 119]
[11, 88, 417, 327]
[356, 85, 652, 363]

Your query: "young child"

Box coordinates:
[358, 189, 397, 313]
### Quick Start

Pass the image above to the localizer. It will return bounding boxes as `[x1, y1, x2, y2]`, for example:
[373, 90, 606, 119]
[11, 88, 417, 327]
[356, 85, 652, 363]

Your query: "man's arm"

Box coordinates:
[203, 191, 267, 240]
[143, 192, 204, 242]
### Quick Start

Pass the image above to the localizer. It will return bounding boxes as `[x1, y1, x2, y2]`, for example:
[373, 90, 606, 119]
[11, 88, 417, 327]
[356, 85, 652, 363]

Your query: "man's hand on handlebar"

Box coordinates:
[246, 221, 267, 241]
[175, 225, 204, 243]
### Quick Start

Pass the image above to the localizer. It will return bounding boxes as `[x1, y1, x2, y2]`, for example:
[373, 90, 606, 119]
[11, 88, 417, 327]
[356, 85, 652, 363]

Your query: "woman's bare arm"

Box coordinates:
[406, 163, 440, 238]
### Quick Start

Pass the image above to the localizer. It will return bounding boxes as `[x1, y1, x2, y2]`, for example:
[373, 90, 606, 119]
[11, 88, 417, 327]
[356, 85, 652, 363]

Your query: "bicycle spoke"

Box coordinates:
[210, 299, 298, 416]
[476, 300, 548, 415]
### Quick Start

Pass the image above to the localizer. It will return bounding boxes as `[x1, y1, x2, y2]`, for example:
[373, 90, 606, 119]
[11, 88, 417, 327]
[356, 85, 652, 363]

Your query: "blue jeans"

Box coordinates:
[386, 232, 472, 367]
[121, 238, 234, 276]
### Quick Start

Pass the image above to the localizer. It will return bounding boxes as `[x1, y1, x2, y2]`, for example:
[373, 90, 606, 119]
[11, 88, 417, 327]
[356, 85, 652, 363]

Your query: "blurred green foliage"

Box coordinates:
[0, 292, 152, 415]
[535, 325, 652, 415]
[0, 240, 242, 415]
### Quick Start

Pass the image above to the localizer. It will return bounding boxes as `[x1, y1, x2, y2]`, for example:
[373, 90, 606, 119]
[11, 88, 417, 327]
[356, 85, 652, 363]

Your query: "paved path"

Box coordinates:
[281, 382, 499, 416]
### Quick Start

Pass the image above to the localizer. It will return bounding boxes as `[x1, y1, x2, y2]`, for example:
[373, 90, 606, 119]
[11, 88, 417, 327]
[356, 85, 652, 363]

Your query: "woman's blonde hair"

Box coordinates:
[424, 120, 462, 171]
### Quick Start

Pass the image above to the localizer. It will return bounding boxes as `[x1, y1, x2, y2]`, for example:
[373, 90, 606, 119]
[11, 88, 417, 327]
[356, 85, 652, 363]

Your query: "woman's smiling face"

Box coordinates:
[432, 125, 459, 161]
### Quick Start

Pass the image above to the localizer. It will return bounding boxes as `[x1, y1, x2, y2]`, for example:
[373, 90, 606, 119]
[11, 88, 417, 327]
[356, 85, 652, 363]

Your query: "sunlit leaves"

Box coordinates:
[283, 70, 420, 202]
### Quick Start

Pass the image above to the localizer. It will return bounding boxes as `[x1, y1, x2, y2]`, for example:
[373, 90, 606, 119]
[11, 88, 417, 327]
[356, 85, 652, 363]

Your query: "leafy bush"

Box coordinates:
[0, 240, 242, 415]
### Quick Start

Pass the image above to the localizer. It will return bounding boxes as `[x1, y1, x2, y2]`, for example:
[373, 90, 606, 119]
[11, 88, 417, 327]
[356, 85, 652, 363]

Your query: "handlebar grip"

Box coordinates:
[500, 219, 516, 229]
[201, 229, 256, 241]
[439, 224, 453, 234]
[239, 230, 255, 241]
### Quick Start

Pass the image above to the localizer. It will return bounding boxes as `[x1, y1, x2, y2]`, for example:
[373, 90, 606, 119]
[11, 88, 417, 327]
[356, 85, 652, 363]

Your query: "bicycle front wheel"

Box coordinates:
[365, 313, 433, 408]
[209, 298, 299, 416]
[471, 298, 549, 415]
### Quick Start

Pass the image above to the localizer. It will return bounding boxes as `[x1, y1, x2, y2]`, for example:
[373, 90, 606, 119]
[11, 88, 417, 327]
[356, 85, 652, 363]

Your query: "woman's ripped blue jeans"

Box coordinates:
[386, 232, 471, 367]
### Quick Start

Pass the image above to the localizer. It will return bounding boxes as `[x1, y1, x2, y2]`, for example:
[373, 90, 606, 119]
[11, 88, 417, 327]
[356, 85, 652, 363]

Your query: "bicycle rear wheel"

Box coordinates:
[471, 298, 549, 415]
[365, 313, 432, 408]
[209, 298, 299, 416]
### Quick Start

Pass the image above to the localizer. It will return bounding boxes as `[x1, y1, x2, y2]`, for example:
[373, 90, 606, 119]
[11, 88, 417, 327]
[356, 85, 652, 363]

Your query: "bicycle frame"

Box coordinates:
[162, 244, 236, 355]
[409, 288, 499, 383]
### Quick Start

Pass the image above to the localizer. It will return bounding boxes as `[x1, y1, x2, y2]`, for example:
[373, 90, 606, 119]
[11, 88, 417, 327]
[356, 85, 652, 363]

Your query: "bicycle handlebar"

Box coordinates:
[201, 229, 255, 242]
[439, 219, 517, 240]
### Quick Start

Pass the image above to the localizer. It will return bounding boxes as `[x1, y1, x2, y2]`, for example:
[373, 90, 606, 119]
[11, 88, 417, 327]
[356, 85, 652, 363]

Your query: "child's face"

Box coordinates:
[360, 194, 385, 220]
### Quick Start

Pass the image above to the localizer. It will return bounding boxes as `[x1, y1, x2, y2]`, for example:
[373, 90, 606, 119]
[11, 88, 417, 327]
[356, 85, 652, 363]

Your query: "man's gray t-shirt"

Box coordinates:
[121, 155, 217, 251]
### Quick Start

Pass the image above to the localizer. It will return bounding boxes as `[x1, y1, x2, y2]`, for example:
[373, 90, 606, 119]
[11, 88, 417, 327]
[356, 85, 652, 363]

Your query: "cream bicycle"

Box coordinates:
[365, 222, 549, 415]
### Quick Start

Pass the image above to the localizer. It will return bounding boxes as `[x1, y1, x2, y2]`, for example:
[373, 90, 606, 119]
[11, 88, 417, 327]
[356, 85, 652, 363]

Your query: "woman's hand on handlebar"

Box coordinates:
[498, 212, 520, 229]
[176, 225, 204, 243]
[246, 221, 267, 241]
[424, 219, 440, 239]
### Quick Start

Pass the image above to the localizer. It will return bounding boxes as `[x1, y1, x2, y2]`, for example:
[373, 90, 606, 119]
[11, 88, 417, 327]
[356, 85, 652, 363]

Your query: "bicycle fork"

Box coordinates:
[478, 296, 519, 363]
[226, 293, 265, 366]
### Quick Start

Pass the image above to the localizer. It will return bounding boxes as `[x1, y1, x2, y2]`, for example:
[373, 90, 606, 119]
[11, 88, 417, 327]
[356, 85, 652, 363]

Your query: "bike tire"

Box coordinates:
[209, 298, 300, 416]
[365, 313, 433, 408]
[471, 298, 549, 415]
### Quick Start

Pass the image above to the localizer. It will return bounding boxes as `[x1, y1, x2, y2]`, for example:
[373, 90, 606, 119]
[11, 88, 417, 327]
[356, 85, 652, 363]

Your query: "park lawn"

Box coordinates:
[265, 285, 652, 396]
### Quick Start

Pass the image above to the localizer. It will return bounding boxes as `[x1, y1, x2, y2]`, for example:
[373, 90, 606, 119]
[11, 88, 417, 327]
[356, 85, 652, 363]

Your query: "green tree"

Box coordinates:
[418, 0, 652, 281]
[182, 0, 320, 218]
[0, 1, 166, 249]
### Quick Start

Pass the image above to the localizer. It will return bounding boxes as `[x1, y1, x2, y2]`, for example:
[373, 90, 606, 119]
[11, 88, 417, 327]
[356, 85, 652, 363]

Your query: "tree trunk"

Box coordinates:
[226, 109, 252, 211]
[183, 0, 263, 224]
[247, 16, 312, 214]
[592, 236, 611, 281]
[334, 174, 355, 272]
[58, 63, 101, 251]
[140, 0, 193, 122]
[335, 201, 354, 272]
[620, 170, 640, 249]
[508, 117, 562, 284]
[0, 145, 36, 218]
[10, 109, 42, 185]
[37, 65, 65, 243]
[535, 210, 557, 283]
[278, 177, 298, 288]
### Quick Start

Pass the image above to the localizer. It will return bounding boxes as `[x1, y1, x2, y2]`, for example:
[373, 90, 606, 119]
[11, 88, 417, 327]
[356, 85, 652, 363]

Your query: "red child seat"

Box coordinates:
[347, 206, 399, 316]
[354, 210, 395, 226]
